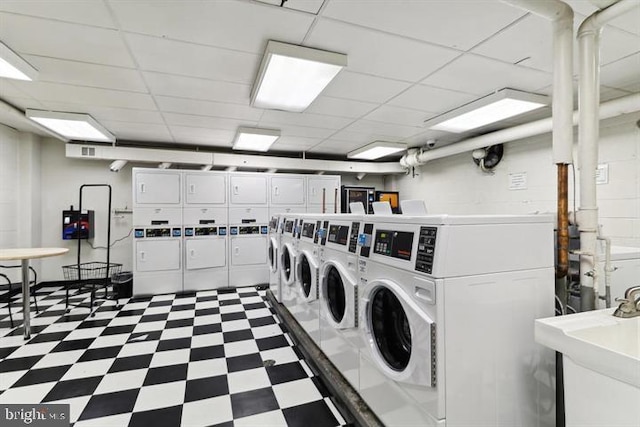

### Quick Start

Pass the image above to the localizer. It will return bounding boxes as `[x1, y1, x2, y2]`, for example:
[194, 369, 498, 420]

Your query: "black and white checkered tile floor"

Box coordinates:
[0, 286, 349, 427]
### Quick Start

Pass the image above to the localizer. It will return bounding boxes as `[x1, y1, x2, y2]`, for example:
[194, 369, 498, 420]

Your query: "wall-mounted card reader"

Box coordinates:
[62, 209, 95, 240]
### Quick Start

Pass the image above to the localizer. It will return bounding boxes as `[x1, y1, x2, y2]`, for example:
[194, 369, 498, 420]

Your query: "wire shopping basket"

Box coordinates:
[62, 262, 123, 282]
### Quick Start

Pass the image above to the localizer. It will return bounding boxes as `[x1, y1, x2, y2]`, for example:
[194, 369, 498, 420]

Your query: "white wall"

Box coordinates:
[40, 141, 134, 280]
[389, 113, 640, 247]
[0, 125, 43, 279]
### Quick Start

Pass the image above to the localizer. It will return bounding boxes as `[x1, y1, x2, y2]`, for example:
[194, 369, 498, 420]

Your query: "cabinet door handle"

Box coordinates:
[190, 249, 195, 257]
[140, 183, 146, 193]
[233, 185, 239, 195]
[274, 186, 279, 196]
[235, 247, 240, 256]
[140, 251, 146, 261]
[189, 184, 195, 194]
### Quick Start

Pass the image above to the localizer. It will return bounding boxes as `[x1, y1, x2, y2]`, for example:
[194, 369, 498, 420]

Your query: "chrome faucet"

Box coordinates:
[613, 285, 640, 318]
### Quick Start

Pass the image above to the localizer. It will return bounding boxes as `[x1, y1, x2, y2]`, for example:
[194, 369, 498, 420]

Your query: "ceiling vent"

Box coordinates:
[81, 146, 96, 157]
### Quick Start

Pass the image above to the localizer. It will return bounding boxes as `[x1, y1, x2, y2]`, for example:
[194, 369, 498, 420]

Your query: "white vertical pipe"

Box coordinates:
[577, 26, 601, 310]
[577, 0, 638, 311]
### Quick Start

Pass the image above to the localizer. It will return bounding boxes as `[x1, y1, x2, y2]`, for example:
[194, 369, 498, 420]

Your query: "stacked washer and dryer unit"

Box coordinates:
[133, 169, 340, 296]
[356, 214, 556, 427]
[133, 169, 230, 295]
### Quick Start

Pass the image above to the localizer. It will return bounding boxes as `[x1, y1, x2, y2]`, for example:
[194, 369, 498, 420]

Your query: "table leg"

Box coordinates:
[21, 259, 31, 340]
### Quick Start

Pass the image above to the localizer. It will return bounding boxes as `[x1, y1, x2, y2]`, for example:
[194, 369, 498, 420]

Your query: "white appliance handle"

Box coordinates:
[189, 183, 196, 194]
[190, 249, 195, 257]
[233, 185, 239, 195]
[274, 186, 279, 196]
[140, 251, 146, 261]
[140, 183, 146, 193]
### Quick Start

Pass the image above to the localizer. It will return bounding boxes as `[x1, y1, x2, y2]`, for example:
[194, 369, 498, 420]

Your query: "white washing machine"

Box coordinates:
[318, 214, 363, 391]
[268, 214, 282, 302]
[279, 215, 300, 312]
[228, 207, 269, 288]
[357, 214, 556, 427]
[183, 207, 228, 291]
[134, 226, 183, 296]
[293, 215, 322, 345]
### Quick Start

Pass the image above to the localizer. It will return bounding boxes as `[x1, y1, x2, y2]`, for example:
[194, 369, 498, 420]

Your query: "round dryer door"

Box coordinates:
[325, 265, 346, 323]
[370, 287, 411, 371]
[281, 245, 293, 283]
[298, 253, 313, 298]
[268, 238, 277, 272]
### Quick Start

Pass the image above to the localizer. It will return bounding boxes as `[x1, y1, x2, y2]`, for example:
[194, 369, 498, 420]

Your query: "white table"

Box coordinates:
[0, 247, 69, 339]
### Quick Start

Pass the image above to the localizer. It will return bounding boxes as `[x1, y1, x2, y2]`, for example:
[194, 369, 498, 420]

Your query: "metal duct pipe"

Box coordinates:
[577, 0, 639, 311]
[399, 93, 640, 168]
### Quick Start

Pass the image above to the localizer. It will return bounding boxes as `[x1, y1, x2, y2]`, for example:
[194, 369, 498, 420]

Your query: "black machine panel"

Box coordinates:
[415, 227, 437, 274]
[195, 227, 217, 236]
[320, 221, 329, 245]
[374, 230, 414, 261]
[237, 226, 260, 235]
[284, 220, 294, 233]
[145, 228, 171, 238]
[359, 223, 374, 258]
[314, 221, 321, 244]
[348, 222, 360, 253]
[328, 224, 349, 245]
[302, 222, 315, 239]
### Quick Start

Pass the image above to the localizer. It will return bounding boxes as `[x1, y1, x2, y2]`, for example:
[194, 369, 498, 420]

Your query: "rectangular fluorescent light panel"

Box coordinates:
[425, 88, 549, 133]
[348, 141, 406, 160]
[251, 41, 347, 112]
[233, 127, 280, 152]
[0, 41, 38, 81]
[26, 110, 115, 142]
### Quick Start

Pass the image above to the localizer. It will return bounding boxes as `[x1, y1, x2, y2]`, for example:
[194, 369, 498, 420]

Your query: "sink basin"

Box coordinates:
[536, 308, 639, 388]
[536, 309, 640, 427]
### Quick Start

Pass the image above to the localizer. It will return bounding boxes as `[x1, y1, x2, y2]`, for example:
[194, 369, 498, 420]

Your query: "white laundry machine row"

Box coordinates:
[317, 214, 364, 391]
[292, 214, 323, 345]
[357, 214, 556, 427]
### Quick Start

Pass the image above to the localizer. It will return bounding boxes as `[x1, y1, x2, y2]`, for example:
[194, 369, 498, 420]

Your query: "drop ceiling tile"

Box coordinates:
[0, 80, 32, 98]
[306, 19, 459, 82]
[322, 0, 526, 51]
[101, 121, 173, 142]
[306, 96, 378, 119]
[23, 55, 147, 92]
[277, 124, 335, 139]
[142, 72, 251, 104]
[322, 71, 411, 104]
[256, 0, 324, 14]
[11, 81, 157, 110]
[388, 84, 476, 113]
[259, 110, 352, 130]
[39, 102, 165, 125]
[126, 34, 259, 84]
[402, 129, 459, 148]
[328, 130, 394, 144]
[0, 13, 134, 67]
[169, 126, 235, 147]
[598, 87, 633, 103]
[110, 0, 313, 54]
[155, 97, 263, 121]
[606, 7, 640, 36]
[601, 52, 640, 92]
[0, 0, 115, 28]
[163, 113, 257, 131]
[307, 139, 365, 154]
[270, 136, 322, 151]
[421, 54, 551, 96]
[342, 119, 421, 139]
[363, 105, 431, 127]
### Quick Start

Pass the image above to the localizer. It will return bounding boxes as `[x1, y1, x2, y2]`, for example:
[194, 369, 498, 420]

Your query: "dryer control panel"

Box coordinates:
[374, 229, 413, 260]
[415, 226, 437, 274]
[348, 222, 360, 253]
